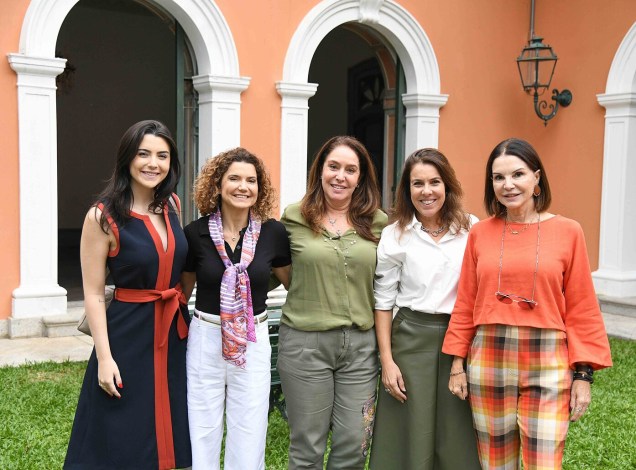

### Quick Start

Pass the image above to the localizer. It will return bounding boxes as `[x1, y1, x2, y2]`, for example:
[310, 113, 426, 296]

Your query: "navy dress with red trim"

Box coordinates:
[65, 201, 191, 470]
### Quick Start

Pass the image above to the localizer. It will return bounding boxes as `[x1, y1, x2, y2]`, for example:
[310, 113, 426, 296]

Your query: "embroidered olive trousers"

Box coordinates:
[277, 324, 378, 470]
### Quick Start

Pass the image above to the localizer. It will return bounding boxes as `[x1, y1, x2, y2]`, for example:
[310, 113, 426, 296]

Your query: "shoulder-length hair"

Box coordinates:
[300, 136, 382, 242]
[97, 120, 180, 232]
[193, 147, 276, 221]
[484, 137, 552, 217]
[392, 148, 471, 234]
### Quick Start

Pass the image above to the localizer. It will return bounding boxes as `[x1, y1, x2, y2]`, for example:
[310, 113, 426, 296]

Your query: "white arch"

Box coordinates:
[277, 0, 448, 209]
[593, 22, 636, 298]
[7, 0, 248, 336]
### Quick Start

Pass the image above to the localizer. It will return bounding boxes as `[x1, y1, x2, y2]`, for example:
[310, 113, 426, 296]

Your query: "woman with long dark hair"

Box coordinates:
[65, 120, 191, 470]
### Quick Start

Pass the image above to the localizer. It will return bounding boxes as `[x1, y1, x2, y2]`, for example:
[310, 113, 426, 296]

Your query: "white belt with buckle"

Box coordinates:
[193, 309, 268, 325]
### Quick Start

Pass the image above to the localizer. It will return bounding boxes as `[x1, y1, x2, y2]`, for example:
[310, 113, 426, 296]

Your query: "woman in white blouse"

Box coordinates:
[369, 149, 481, 470]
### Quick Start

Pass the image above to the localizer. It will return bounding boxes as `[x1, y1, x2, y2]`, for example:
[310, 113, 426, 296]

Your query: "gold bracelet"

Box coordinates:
[449, 371, 466, 376]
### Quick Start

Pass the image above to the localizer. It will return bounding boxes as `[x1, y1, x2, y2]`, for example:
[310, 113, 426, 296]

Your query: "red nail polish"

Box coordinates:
[118, 383, 123, 389]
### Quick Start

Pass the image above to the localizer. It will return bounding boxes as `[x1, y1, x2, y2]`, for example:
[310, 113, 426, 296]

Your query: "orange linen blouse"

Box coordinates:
[442, 215, 612, 370]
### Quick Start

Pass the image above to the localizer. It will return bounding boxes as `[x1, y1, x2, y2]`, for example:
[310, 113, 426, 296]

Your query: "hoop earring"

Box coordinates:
[533, 185, 541, 197]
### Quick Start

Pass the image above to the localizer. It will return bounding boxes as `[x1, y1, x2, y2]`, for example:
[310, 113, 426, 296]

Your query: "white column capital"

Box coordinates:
[402, 92, 449, 115]
[192, 74, 250, 165]
[597, 92, 636, 116]
[402, 93, 448, 154]
[8, 53, 67, 76]
[193, 74, 250, 101]
[276, 81, 319, 103]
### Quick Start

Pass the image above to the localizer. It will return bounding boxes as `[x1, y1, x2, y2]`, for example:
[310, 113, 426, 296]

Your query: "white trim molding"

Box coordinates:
[277, 0, 448, 208]
[593, 22, 636, 298]
[8, 0, 246, 335]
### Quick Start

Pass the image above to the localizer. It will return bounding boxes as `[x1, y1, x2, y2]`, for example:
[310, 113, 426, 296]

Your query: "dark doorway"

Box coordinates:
[56, 0, 197, 300]
[347, 58, 385, 194]
[307, 25, 402, 206]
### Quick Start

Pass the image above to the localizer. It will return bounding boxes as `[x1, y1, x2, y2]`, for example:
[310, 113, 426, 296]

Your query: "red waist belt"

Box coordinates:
[114, 284, 188, 470]
[115, 284, 188, 345]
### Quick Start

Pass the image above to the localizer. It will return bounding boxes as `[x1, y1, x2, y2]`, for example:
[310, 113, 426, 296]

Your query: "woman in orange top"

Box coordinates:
[442, 138, 612, 470]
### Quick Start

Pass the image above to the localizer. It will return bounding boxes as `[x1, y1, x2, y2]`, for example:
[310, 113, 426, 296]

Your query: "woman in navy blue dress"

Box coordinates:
[65, 120, 191, 469]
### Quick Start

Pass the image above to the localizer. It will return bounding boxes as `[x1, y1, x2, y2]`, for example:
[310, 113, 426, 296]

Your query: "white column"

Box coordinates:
[276, 81, 318, 211]
[592, 92, 636, 297]
[8, 53, 68, 336]
[402, 93, 448, 155]
[382, 89, 396, 208]
[192, 74, 250, 168]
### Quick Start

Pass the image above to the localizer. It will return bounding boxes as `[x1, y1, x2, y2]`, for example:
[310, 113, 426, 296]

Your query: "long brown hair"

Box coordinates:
[300, 136, 382, 242]
[393, 148, 471, 234]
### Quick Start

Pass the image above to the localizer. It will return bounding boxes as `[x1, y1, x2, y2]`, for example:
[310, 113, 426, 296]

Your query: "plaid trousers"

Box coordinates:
[467, 324, 572, 470]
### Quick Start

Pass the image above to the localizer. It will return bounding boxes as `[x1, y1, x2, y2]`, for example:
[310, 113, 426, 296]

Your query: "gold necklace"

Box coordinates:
[505, 214, 538, 235]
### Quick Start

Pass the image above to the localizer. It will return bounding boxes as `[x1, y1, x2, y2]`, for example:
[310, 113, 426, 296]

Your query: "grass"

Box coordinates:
[0, 338, 634, 469]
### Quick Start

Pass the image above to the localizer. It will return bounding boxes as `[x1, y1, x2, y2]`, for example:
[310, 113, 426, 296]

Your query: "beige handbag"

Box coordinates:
[77, 285, 115, 336]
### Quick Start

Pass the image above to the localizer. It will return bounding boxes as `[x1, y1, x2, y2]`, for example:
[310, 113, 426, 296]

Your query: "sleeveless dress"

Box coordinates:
[65, 202, 191, 470]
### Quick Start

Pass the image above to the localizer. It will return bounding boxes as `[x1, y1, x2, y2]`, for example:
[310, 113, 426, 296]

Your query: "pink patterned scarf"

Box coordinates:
[208, 209, 261, 368]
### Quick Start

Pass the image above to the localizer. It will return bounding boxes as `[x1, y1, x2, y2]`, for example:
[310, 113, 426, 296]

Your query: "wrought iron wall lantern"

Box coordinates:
[516, 0, 572, 125]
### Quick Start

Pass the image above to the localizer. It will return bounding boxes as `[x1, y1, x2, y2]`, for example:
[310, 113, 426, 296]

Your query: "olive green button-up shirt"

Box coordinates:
[280, 202, 388, 331]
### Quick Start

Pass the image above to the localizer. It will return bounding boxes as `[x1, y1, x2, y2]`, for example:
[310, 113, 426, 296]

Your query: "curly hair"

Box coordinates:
[300, 136, 382, 243]
[96, 120, 179, 232]
[193, 147, 276, 220]
[392, 148, 472, 234]
[484, 138, 552, 217]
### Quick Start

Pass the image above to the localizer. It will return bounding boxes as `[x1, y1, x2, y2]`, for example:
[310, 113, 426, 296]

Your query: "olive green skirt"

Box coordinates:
[369, 308, 480, 470]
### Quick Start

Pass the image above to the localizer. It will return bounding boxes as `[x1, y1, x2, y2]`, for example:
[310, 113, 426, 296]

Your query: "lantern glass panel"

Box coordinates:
[517, 43, 557, 91]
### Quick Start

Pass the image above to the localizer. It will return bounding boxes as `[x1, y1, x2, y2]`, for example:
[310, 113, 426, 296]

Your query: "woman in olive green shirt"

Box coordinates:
[277, 136, 387, 470]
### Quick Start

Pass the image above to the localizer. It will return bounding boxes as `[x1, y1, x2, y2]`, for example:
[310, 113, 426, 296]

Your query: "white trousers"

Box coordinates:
[186, 313, 271, 470]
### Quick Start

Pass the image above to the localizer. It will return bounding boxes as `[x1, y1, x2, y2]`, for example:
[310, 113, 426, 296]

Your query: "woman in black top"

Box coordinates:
[181, 147, 290, 470]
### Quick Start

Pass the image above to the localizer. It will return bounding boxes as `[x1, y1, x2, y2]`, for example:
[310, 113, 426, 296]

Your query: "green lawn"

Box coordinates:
[0, 337, 634, 469]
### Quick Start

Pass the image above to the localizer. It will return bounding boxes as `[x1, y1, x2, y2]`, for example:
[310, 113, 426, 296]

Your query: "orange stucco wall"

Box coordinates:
[217, 0, 323, 212]
[1, 0, 634, 319]
[0, 1, 29, 320]
[219, 0, 636, 271]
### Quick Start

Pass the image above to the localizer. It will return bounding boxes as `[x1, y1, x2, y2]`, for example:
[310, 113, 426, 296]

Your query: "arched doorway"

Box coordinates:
[8, 0, 248, 335]
[56, 0, 199, 300]
[593, 21, 636, 298]
[307, 25, 400, 207]
[277, 0, 447, 211]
